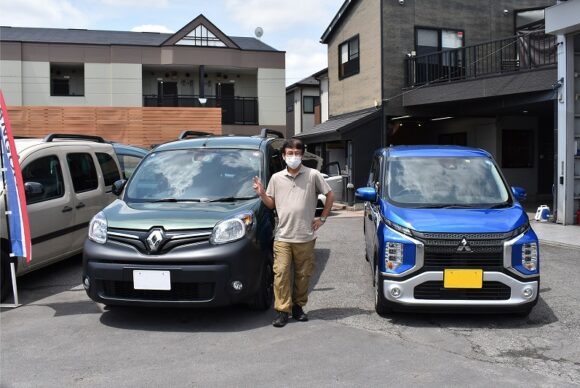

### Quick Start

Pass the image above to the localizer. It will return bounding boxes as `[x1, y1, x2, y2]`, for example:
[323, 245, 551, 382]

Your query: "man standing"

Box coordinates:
[253, 138, 334, 327]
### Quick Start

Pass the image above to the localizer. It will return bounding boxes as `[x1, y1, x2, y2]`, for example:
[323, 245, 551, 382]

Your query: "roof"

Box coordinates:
[286, 74, 320, 92]
[0, 26, 279, 52]
[295, 107, 380, 140]
[155, 135, 267, 152]
[386, 145, 492, 158]
[320, 0, 356, 44]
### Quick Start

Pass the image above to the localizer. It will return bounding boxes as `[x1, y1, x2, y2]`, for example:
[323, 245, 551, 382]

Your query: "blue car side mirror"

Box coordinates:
[511, 186, 527, 202]
[356, 187, 377, 202]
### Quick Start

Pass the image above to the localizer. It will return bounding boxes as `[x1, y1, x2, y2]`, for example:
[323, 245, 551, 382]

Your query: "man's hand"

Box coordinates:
[312, 218, 325, 231]
[253, 176, 265, 196]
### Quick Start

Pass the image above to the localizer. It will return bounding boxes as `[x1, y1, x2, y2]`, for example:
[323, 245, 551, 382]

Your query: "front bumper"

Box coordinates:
[83, 237, 266, 307]
[381, 271, 538, 308]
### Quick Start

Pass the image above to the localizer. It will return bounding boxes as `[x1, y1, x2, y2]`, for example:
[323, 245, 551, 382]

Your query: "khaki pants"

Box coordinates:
[273, 240, 316, 313]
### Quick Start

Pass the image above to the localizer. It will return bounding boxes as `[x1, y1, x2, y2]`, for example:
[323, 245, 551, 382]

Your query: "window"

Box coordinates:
[176, 24, 227, 47]
[415, 28, 464, 55]
[303, 96, 319, 114]
[117, 155, 143, 180]
[96, 153, 121, 186]
[50, 63, 84, 97]
[67, 153, 98, 193]
[502, 130, 534, 168]
[338, 35, 359, 79]
[22, 155, 65, 204]
[286, 94, 294, 112]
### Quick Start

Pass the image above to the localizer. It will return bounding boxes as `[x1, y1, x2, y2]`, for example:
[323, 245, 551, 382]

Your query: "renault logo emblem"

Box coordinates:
[146, 228, 165, 253]
[457, 237, 472, 252]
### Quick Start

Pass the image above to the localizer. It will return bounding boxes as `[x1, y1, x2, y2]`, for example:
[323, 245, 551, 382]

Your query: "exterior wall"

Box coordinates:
[328, 0, 381, 116]
[257, 68, 285, 126]
[111, 63, 142, 107]
[381, 0, 556, 115]
[301, 87, 320, 133]
[0, 60, 23, 105]
[293, 90, 301, 134]
[319, 75, 329, 123]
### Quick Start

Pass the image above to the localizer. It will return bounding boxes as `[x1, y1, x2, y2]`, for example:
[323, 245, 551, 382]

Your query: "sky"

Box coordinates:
[0, 0, 343, 86]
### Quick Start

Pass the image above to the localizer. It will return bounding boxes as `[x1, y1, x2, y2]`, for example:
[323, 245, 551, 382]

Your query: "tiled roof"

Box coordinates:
[295, 107, 379, 139]
[0, 26, 280, 51]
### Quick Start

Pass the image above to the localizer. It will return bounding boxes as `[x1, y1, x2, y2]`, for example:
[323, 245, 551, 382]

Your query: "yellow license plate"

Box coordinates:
[444, 269, 483, 288]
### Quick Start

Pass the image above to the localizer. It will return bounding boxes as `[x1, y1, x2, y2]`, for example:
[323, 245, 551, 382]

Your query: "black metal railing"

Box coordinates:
[406, 31, 557, 87]
[143, 94, 259, 125]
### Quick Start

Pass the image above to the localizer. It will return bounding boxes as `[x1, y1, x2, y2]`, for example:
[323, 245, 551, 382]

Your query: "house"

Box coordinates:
[0, 14, 287, 144]
[545, 0, 580, 225]
[286, 68, 329, 137]
[297, 0, 565, 212]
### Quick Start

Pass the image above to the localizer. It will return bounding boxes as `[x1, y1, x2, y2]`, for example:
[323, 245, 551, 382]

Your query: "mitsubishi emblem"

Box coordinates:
[146, 228, 165, 253]
[457, 237, 472, 253]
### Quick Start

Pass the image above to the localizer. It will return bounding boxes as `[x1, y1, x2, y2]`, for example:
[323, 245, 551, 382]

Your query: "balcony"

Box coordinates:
[406, 31, 557, 87]
[143, 94, 258, 125]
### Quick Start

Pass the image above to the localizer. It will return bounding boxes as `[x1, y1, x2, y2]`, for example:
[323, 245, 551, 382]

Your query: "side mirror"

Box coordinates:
[355, 187, 377, 202]
[24, 181, 44, 195]
[511, 186, 527, 202]
[112, 179, 127, 196]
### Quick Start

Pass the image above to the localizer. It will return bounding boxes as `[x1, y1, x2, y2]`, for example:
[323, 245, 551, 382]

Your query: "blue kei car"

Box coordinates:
[356, 146, 539, 316]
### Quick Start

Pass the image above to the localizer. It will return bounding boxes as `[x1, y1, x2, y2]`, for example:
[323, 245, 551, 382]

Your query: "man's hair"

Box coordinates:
[282, 138, 305, 155]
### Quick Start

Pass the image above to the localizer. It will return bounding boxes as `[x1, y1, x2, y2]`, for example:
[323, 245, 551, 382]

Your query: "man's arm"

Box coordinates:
[320, 190, 334, 218]
[253, 176, 275, 209]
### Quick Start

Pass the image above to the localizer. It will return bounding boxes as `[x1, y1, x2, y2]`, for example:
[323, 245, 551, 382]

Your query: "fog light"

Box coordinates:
[83, 276, 90, 290]
[522, 287, 534, 299]
[390, 287, 402, 298]
[231, 281, 243, 291]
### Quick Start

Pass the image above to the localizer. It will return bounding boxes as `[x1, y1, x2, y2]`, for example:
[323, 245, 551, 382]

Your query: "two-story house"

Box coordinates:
[0, 14, 286, 145]
[297, 0, 566, 215]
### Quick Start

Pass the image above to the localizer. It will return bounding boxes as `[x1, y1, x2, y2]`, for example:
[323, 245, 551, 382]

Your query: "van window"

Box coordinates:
[67, 153, 99, 193]
[117, 154, 142, 179]
[96, 153, 121, 186]
[22, 155, 65, 204]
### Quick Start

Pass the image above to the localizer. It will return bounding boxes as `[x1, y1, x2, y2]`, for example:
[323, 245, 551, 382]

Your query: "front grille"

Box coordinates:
[412, 231, 511, 271]
[414, 281, 511, 300]
[100, 280, 214, 301]
[107, 227, 213, 254]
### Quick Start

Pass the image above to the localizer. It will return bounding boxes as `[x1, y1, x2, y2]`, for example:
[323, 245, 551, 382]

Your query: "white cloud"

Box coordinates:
[0, 0, 89, 28]
[224, 0, 337, 33]
[285, 38, 327, 86]
[131, 24, 173, 33]
[99, 0, 169, 7]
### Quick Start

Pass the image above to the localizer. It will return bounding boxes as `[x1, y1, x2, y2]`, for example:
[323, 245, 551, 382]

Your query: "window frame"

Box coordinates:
[22, 155, 66, 204]
[302, 96, 319, 114]
[338, 34, 360, 80]
[66, 152, 99, 193]
[414, 27, 465, 54]
[50, 63, 85, 97]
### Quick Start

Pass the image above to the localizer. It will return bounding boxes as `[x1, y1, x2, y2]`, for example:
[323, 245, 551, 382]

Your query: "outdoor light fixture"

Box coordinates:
[198, 97, 207, 105]
[431, 116, 453, 121]
[391, 115, 411, 121]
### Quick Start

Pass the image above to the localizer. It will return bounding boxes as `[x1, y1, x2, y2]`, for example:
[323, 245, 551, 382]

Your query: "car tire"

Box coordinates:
[374, 262, 392, 316]
[248, 254, 273, 311]
[1, 248, 13, 303]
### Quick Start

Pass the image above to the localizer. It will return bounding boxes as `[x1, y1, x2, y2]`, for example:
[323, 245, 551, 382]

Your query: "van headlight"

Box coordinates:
[522, 242, 538, 271]
[210, 212, 253, 245]
[88, 211, 107, 244]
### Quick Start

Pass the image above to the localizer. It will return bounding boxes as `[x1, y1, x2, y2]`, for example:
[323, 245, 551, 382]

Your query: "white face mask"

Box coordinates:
[284, 155, 302, 169]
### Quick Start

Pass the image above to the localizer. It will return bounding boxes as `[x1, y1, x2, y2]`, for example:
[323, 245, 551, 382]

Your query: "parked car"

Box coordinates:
[82, 129, 322, 309]
[356, 146, 539, 316]
[1, 134, 121, 301]
[111, 143, 148, 179]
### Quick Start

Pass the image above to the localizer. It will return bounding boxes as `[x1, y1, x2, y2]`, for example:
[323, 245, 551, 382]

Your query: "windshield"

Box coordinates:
[125, 148, 262, 202]
[386, 157, 510, 207]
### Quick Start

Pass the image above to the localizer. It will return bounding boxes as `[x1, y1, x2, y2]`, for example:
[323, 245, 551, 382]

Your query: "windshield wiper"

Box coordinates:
[414, 204, 480, 209]
[208, 195, 258, 203]
[486, 202, 511, 209]
[152, 198, 202, 203]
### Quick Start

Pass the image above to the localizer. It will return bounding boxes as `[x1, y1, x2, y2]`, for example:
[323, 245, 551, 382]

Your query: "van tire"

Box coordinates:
[248, 256, 273, 311]
[374, 263, 392, 316]
[1, 248, 13, 303]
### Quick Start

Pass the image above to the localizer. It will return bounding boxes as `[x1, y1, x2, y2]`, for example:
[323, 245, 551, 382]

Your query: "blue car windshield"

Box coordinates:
[385, 157, 510, 207]
[125, 148, 262, 202]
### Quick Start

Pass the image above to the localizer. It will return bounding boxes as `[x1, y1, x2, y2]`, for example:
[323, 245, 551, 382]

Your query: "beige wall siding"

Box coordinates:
[0, 60, 23, 105]
[85, 63, 113, 105]
[328, 0, 381, 116]
[257, 68, 285, 126]
[111, 63, 142, 107]
[319, 75, 329, 123]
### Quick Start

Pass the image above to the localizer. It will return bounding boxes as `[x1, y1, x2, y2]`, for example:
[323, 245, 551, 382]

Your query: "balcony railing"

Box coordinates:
[143, 94, 258, 125]
[405, 31, 557, 87]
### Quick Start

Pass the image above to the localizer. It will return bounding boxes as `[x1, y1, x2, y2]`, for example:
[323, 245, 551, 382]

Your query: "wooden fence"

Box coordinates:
[6, 106, 222, 148]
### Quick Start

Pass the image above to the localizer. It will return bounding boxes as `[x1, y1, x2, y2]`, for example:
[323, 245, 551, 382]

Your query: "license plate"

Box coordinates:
[444, 269, 483, 288]
[133, 270, 171, 290]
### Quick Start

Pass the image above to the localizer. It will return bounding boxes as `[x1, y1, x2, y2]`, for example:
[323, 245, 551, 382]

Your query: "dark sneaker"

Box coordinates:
[292, 305, 308, 322]
[272, 311, 289, 327]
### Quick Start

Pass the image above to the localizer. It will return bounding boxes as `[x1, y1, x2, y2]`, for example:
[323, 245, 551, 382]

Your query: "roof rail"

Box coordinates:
[43, 134, 105, 143]
[178, 130, 214, 140]
[260, 128, 284, 139]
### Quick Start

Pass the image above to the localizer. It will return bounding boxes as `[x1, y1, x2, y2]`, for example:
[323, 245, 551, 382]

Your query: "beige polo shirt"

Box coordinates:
[266, 165, 332, 243]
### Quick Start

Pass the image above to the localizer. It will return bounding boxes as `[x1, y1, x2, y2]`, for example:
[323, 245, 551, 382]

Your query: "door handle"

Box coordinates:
[62, 206, 73, 213]
[75, 202, 86, 209]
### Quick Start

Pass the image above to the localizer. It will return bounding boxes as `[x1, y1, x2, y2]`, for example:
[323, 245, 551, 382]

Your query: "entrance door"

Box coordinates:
[157, 81, 178, 106]
[216, 83, 235, 124]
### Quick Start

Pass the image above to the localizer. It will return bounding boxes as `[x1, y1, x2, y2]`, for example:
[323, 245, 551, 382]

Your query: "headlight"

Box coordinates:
[385, 242, 404, 271]
[210, 212, 253, 245]
[522, 242, 538, 271]
[384, 218, 412, 237]
[88, 211, 107, 244]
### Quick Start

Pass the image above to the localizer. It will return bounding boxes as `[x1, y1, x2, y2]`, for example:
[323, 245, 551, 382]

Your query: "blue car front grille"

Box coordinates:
[414, 281, 511, 300]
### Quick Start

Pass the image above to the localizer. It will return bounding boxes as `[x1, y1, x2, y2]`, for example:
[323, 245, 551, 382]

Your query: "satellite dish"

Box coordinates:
[254, 27, 264, 39]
